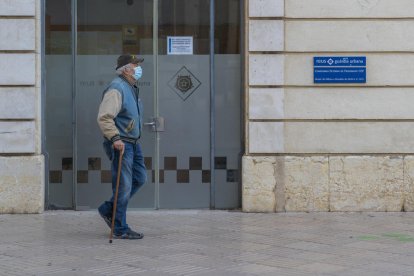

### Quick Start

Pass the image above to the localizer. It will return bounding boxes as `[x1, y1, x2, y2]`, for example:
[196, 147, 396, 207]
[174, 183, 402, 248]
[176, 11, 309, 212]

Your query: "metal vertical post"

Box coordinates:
[72, 0, 78, 210]
[209, 0, 216, 209]
[41, 0, 49, 209]
[239, 0, 246, 208]
[153, 0, 160, 210]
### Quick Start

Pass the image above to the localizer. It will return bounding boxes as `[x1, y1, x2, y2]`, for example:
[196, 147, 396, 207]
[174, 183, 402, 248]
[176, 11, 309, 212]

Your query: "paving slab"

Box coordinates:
[1, 211, 414, 275]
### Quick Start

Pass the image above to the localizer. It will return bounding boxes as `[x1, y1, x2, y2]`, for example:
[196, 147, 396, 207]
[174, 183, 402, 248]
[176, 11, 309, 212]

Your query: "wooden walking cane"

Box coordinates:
[109, 149, 124, 243]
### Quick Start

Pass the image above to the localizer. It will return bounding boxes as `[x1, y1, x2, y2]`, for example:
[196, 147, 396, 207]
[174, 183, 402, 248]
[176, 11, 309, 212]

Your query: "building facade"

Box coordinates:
[0, 0, 44, 213]
[243, 0, 414, 212]
[1, 0, 414, 213]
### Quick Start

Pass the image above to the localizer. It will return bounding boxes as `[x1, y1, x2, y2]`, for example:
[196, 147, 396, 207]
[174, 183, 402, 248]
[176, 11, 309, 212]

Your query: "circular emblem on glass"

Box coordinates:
[175, 75, 193, 93]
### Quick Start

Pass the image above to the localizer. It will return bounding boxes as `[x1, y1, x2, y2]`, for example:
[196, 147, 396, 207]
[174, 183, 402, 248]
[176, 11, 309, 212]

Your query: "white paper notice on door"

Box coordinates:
[167, 36, 193, 55]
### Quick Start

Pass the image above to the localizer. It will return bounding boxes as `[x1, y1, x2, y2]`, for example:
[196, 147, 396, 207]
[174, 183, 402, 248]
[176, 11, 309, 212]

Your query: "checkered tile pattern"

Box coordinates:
[49, 156, 239, 184]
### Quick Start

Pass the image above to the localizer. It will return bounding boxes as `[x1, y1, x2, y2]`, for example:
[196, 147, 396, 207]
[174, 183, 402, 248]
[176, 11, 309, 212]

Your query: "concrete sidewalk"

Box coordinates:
[1, 211, 414, 275]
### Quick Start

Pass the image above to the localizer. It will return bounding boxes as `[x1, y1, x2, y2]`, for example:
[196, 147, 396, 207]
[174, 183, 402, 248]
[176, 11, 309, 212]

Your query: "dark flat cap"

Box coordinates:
[116, 54, 144, 70]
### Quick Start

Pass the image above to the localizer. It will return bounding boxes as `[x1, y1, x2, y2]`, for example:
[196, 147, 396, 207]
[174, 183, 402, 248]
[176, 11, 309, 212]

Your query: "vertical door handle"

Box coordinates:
[144, 117, 165, 132]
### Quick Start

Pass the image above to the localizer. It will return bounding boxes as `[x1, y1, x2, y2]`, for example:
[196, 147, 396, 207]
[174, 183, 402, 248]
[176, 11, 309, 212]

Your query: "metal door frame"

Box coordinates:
[153, 0, 160, 209]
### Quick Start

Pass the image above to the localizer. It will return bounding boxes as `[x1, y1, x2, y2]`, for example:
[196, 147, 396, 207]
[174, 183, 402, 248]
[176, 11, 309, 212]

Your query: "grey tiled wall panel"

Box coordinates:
[0, 19, 35, 50]
[0, 0, 35, 16]
[0, 88, 36, 119]
[0, 121, 35, 153]
[0, 54, 36, 85]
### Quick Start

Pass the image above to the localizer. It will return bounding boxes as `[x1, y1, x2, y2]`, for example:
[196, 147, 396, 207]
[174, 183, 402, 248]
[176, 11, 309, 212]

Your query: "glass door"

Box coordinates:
[45, 0, 74, 209]
[157, 0, 211, 208]
[75, 0, 156, 209]
[45, 0, 242, 210]
[214, 0, 242, 208]
[156, 0, 242, 209]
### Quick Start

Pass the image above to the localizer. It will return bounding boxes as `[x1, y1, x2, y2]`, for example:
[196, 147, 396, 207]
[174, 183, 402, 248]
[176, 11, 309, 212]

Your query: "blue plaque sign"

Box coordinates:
[314, 56, 366, 84]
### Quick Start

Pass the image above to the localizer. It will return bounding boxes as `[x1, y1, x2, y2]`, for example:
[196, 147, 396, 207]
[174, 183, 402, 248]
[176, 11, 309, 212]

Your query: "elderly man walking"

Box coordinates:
[97, 54, 146, 240]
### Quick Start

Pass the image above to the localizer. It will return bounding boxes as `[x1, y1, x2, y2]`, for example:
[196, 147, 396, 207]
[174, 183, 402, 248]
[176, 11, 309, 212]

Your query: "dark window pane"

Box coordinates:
[215, 0, 240, 54]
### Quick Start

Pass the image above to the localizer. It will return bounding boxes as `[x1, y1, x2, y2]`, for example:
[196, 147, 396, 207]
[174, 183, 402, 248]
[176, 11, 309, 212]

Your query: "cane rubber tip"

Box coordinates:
[109, 240, 112, 244]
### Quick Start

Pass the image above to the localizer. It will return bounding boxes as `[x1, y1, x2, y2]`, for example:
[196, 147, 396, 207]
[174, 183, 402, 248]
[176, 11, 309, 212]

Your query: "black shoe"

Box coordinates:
[114, 229, 144, 240]
[98, 209, 112, 229]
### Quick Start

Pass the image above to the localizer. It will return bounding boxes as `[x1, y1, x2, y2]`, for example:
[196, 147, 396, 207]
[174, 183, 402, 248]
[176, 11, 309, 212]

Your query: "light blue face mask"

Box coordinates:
[133, 66, 143, 80]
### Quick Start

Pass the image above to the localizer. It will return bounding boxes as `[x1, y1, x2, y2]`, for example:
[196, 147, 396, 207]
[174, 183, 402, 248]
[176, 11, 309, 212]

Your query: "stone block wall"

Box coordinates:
[244, 0, 414, 212]
[0, 0, 44, 213]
